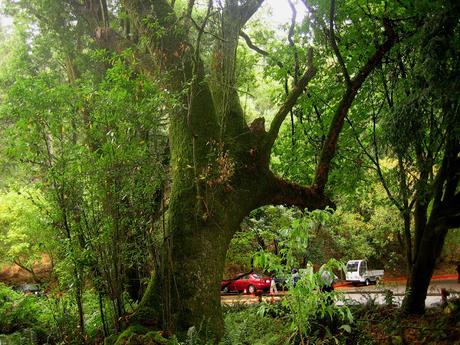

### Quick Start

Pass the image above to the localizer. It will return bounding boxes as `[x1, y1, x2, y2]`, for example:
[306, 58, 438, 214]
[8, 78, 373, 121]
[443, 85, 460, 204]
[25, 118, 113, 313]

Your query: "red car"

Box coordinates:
[221, 273, 272, 294]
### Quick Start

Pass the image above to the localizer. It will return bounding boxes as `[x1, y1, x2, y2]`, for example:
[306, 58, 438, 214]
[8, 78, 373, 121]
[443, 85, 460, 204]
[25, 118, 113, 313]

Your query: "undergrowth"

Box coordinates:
[349, 297, 460, 344]
[219, 298, 460, 345]
[0, 282, 105, 344]
[220, 304, 291, 345]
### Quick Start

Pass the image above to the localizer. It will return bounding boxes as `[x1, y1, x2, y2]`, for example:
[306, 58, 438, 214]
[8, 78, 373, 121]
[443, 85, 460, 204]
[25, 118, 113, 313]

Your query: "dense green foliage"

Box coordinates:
[0, 13, 170, 338]
[0, 188, 54, 278]
[221, 306, 291, 345]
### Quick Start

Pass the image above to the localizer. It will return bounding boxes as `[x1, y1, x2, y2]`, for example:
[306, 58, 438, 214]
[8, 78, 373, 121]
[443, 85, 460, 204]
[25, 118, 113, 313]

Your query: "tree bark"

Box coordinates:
[402, 225, 448, 314]
[402, 129, 459, 314]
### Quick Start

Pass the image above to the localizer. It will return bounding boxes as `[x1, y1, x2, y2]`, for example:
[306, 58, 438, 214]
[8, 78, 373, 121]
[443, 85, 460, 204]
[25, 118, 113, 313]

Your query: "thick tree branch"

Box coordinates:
[284, 0, 298, 147]
[266, 173, 335, 211]
[444, 215, 460, 229]
[352, 19, 397, 87]
[212, 2, 250, 139]
[240, 0, 265, 25]
[313, 19, 396, 192]
[121, 0, 220, 141]
[301, 0, 350, 85]
[430, 137, 460, 229]
[121, 0, 188, 78]
[433, 192, 460, 228]
[68, 1, 134, 52]
[238, 31, 270, 57]
[263, 49, 316, 152]
[187, 0, 195, 19]
[433, 135, 459, 206]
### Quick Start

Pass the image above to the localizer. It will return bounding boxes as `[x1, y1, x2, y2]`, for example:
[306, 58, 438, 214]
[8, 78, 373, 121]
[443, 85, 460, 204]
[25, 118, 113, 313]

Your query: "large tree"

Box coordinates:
[113, 2, 328, 338]
[107, 0, 396, 339]
[5, 0, 397, 340]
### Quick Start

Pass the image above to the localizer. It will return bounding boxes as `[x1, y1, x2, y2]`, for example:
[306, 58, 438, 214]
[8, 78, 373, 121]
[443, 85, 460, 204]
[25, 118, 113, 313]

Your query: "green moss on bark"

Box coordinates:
[130, 273, 161, 326]
[113, 325, 177, 345]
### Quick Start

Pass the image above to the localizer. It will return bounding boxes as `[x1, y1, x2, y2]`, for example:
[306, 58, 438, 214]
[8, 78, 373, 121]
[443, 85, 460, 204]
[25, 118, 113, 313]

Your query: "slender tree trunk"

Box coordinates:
[402, 225, 448, 314]
[74, 268, 86, 339]
[99, 291, 109, 337]
[402, 211, 412, 273]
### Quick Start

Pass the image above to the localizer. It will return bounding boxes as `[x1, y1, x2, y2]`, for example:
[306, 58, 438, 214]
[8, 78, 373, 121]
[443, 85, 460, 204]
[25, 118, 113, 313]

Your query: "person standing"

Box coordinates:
[270, 278, 278, 294]
[319, 265, 337, 306]
[291, 268, 300, 288]
[456, 262, 460, 283]
[320, 269, 335, 293]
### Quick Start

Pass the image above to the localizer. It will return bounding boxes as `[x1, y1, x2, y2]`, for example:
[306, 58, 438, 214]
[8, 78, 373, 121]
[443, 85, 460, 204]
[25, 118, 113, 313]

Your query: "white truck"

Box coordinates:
[345, 260, 384, 286]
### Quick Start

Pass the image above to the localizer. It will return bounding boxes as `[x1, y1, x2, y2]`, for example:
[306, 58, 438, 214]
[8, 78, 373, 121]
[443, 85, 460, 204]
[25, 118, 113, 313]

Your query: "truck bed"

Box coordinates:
[366, 270, 384, 277]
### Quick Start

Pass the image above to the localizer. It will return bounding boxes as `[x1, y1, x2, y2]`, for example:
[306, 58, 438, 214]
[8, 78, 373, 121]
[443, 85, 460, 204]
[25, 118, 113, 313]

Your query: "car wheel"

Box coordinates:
[248, 285, 256, 294]
[365, 279, 370, 286]
[223, 286, 229, 293]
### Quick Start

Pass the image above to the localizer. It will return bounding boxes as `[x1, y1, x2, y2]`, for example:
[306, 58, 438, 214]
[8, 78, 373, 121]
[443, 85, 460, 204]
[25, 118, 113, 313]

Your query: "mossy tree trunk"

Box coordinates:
[114, 1, 330, 339]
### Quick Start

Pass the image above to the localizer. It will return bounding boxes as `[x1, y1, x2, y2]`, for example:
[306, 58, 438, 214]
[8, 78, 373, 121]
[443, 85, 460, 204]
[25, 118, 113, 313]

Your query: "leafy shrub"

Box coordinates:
[221, 305, 291, 345]
[0, 283, 49, 334]
[282, 260, 353, 343]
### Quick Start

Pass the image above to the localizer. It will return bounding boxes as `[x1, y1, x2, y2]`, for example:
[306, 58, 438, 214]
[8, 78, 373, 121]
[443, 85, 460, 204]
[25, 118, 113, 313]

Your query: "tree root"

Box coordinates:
[105, 324, 176, 345]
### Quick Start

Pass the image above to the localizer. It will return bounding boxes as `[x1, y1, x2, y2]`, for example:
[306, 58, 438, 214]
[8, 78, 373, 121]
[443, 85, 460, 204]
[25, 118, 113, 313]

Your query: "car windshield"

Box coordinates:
[251, 273, 262, 278]
[347, 262, 359, 272]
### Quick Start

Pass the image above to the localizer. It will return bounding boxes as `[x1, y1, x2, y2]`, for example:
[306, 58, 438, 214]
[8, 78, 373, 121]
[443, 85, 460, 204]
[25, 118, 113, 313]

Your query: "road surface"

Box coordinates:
[221, 276, 460, 307]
